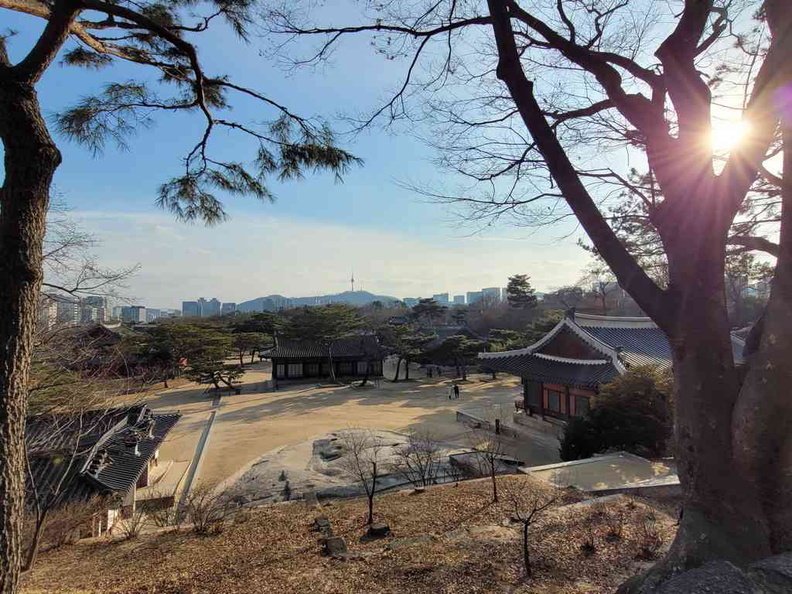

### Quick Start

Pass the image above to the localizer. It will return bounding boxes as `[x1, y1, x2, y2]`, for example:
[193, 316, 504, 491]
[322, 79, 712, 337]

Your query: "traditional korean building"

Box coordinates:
[261, 335, 384, 381]
[478, 312, 746, 423]
[26, 404, 181, 535]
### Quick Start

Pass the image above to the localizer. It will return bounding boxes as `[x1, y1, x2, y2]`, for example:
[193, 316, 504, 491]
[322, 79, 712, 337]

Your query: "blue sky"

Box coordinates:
[3, 5, 589, 308]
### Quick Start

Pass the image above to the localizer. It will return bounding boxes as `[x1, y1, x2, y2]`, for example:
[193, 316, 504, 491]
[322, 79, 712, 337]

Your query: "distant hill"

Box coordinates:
[237, 291, 399, 312]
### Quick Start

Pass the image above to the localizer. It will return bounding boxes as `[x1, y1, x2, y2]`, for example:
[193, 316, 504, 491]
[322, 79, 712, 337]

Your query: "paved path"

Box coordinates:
[176, 394, 223, 509]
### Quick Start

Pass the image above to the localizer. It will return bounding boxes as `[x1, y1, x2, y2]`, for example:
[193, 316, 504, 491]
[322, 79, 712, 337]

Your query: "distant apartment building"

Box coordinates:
[80, 306, 99, 323]
[121, 306, 146, 323]
[84, 296, 108, 309]
[221, 302, 237, 315]
[432, 293, 450, 305]
[56, 298, 81, 325]
[403, 297, 419, 308]
[197, 297, 221, 317]
[37, 297, 58, 331]
[482, 287, 502, 302]
[145, 309, 162, 323]
[182, 301, 200, 318]
[452, 295, 466, 305]
[111, 306, 123, 320]
[466, 291, 483, 305]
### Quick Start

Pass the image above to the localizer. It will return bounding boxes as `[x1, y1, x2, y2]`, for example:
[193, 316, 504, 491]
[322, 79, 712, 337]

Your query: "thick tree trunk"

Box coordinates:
[404, 358, 410, 380]
[620, 220, 771, 592]
[0, 79, 60, 593]
[733, 125, 792, 554]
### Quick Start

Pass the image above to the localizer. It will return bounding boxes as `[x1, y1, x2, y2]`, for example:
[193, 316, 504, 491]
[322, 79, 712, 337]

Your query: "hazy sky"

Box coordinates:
[4, 4, 591, 308]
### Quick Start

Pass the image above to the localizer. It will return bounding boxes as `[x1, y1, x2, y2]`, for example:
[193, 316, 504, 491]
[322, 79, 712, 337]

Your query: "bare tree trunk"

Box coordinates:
[392, 357, 402, 383]
[404, 358, 410, 380]
[522, 521, 531, 578]
[0, 74, 62, 594]
[327, 344, 337, 383]
[23, 508, 49, 573]
[367, 461, 377, 526]
[238, 352, 244, 366]
[490, 464, 498, 503]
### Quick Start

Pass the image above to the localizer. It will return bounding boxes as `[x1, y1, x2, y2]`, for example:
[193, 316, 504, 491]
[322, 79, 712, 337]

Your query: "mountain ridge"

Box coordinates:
[237, 290, 398, 312]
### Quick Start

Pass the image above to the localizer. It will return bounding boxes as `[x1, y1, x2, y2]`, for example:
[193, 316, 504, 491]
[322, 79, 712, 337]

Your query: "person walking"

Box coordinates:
[453, 383, 460, 399]
[447, 384, 453, 400]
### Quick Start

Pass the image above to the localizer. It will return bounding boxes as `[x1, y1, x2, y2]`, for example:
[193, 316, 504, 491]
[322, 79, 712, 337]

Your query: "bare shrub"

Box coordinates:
[183, 483, 239, 536]
[635, 513, 664, 560]
[503, 479, 559, 579]
[146, 497, 183, 530]
[604, 504, 627, 542]
[445, 460, 467, 485]
[467, 424, 508, 503]
[579, 511, 599, 557]
[22, 497, 107, 560]
[338, 429, 387, 526]
[119, 507, 148, 540]
[394, 431, 443, 488]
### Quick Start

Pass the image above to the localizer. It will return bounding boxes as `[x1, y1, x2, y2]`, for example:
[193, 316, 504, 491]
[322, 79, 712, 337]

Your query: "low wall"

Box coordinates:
[455, 410, 523, 441]
[512, 412, 565, 438]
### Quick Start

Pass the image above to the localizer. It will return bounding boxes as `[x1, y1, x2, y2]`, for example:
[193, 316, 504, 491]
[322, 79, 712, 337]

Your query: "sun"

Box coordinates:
[710, 120, 751, 151]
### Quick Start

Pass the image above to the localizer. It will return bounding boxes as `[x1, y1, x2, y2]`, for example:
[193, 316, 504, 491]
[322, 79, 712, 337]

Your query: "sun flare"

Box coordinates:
[710, 120, 751, 151]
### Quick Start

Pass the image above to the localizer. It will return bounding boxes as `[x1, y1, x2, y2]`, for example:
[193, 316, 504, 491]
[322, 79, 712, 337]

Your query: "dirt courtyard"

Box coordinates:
[139, 359, 561, 495]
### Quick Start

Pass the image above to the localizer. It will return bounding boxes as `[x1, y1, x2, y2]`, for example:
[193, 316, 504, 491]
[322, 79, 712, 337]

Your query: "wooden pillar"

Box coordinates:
[564, 386, 572, 420]
[539, 382, 546, 420]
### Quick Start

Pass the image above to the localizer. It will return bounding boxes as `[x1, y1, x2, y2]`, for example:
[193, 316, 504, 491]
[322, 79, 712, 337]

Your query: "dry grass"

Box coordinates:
[21, 476, 676, 594]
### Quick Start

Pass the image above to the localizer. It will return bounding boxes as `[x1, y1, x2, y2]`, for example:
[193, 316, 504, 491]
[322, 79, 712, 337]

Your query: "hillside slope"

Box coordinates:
[22, 477, 676, 594]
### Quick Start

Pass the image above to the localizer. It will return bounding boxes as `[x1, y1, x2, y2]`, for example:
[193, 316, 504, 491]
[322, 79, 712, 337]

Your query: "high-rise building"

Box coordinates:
[37, 297, 57, 331]
[482, 287, 502, 301]
[80, 306, 99, 323]
[432, 293, 450, 305]
[56, 298, 81, 325]
[182, 301, 200, 318]
[111, 306, 122, 320]
[403, 297, 419, 308]
[121, 305, 146, 323]
[195, 297, 221, 317]
[466, 291, 483, 305]
[84, 296, 108, 309]
[452, 295, 465, 305]
[221, 302, 237, 315]
[145, 309, 162, 322]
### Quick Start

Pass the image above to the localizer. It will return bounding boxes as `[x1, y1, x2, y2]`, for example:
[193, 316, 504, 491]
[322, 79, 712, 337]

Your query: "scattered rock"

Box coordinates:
[411, 487, 426, 495]
[385, 535, 435, 550]
[367, 523, 391, 538]
[313, 516, 332, 536]
[323, 536, 347, 557]
[314, 438, 344, 461]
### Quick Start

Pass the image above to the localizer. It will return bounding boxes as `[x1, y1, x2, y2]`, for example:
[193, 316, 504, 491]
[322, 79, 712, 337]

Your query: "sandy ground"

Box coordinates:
[139, 358, 561, 495]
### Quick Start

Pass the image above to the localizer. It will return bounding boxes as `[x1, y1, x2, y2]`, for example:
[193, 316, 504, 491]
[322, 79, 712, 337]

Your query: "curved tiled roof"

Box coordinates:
[26, 406, 180, 507]
[580, 326, 672, 368]
[262, 335, 383, 359]
[478, 313, 746, 386]
[481, 351, 619, 388]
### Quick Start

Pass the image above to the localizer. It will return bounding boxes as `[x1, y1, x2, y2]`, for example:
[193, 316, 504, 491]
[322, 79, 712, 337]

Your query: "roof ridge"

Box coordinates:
[533, 353, 611, 365]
